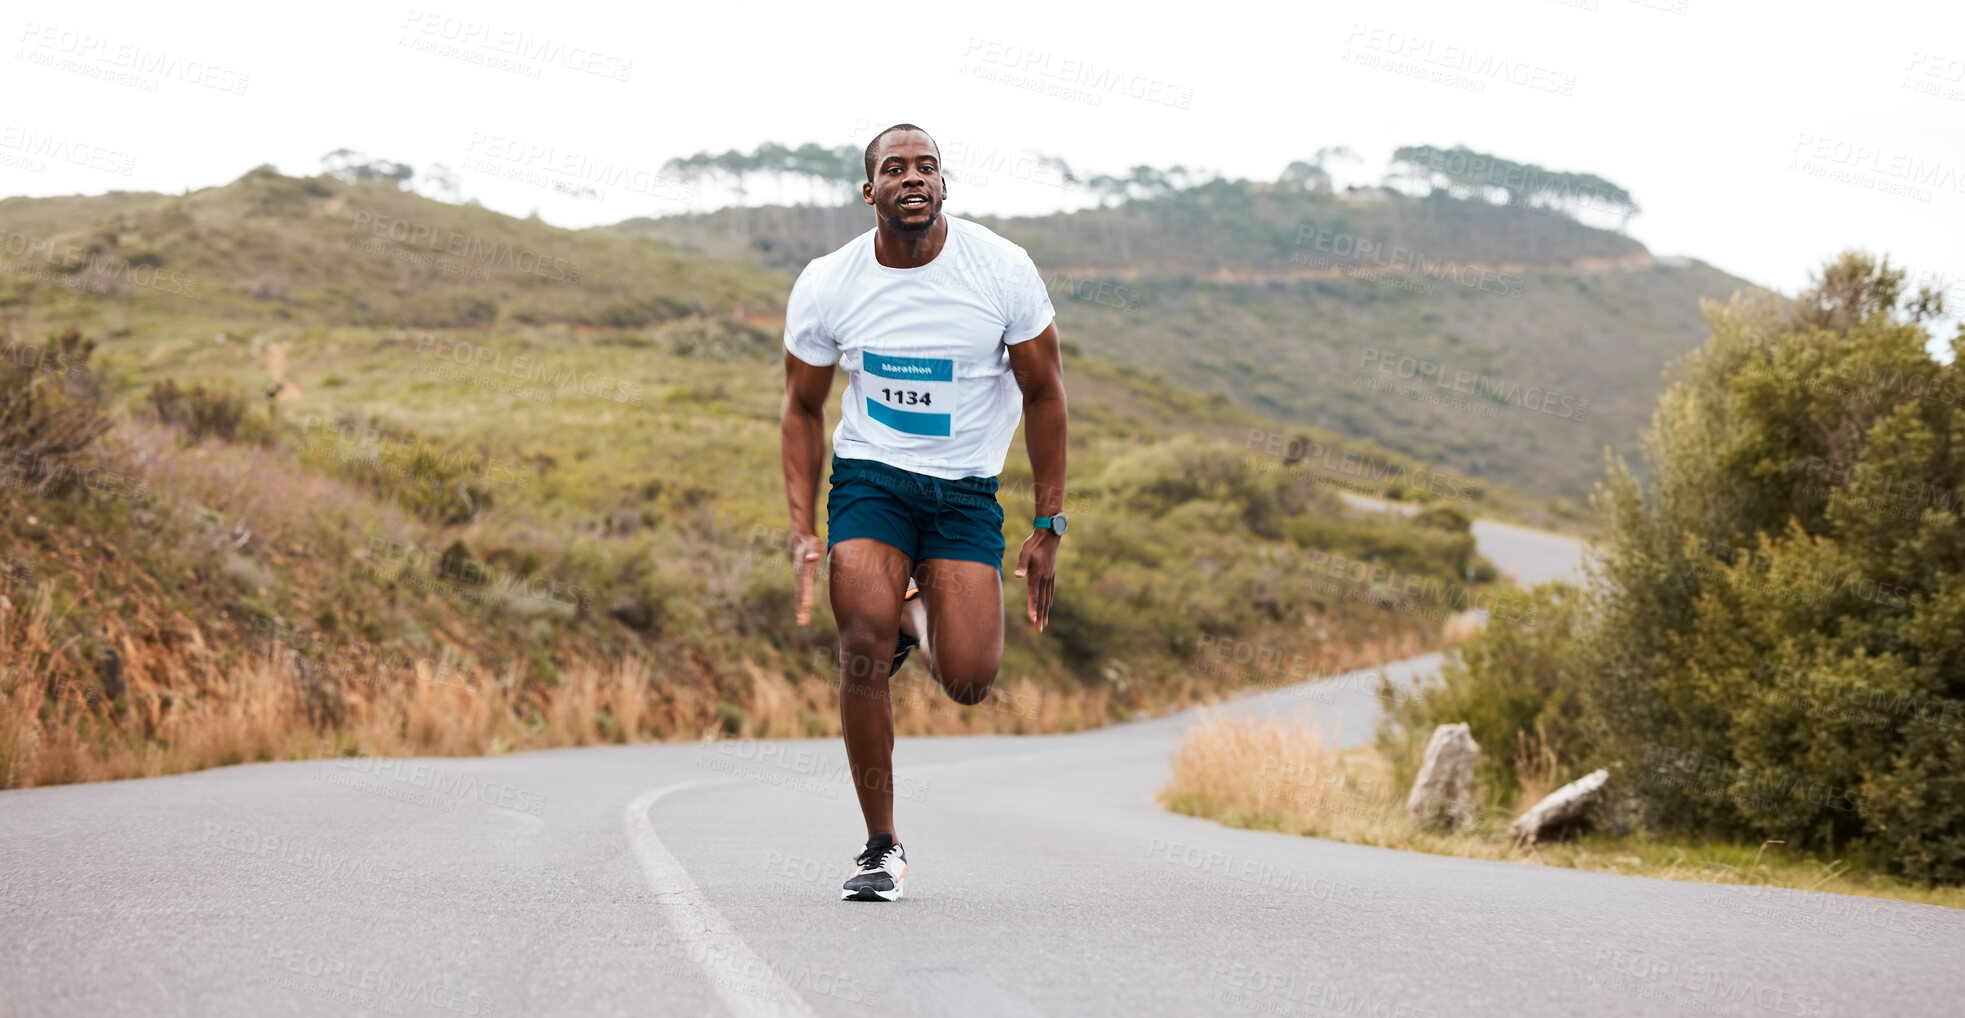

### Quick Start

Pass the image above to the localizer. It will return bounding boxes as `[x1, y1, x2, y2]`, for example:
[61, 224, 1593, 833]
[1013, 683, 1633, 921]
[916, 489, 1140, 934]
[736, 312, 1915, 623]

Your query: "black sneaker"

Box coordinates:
[842, 833, 907, 902]
[890, 582, 921, 677]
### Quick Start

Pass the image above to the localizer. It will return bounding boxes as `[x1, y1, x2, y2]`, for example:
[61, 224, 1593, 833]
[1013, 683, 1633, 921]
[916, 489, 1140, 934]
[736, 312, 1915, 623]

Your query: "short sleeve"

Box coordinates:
[783, 263, 838, 367]
[1001, 249, 1056, 346]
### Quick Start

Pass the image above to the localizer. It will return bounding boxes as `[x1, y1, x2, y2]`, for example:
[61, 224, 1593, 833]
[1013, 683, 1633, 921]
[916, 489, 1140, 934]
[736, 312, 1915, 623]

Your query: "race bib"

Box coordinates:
[862, 352, 956, 437]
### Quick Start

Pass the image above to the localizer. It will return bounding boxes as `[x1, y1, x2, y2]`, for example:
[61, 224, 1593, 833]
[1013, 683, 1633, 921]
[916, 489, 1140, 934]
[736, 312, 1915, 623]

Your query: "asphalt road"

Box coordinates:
[4, 524, 1960, 1018]
[1334, 491, 1590, 590]
[1468, 518, 1589, 588]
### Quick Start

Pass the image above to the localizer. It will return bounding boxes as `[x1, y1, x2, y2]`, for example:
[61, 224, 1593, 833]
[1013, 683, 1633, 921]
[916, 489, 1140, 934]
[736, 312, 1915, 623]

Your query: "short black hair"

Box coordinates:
[864, 124, 940, 181]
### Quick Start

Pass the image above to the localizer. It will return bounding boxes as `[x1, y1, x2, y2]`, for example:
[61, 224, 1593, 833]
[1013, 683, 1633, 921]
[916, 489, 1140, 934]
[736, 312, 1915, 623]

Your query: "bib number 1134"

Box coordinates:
[863, 351, 955, 438]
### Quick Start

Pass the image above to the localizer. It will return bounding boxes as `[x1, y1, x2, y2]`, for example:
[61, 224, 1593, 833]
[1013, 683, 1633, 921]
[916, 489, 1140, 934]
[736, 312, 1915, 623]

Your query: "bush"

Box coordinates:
[1412, 505, 1471, 532]
[146, 378, 263, 444]
[1033, 434, 1485, 679]
[1576, 251, 1965, 882]
[654, 316, 768, 361]
[301, 416, 498, 525]
[0, 329, 112, 498]
[1378, 583, 1590, 808]
[400, 447, 495, 524]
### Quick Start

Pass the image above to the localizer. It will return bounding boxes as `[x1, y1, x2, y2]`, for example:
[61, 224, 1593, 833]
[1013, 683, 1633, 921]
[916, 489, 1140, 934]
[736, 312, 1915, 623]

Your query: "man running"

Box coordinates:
[779, 123, 1069, 902]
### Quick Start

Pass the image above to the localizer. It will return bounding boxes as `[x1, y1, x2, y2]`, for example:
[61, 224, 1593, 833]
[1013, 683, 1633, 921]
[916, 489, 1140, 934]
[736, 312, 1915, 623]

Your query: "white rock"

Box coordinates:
[1510, 769, 1610, 847]
[1407, 723, 1481, 831]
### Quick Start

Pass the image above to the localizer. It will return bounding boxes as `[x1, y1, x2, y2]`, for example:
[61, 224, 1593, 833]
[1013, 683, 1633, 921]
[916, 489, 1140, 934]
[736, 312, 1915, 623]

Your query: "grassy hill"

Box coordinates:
[0, 170, 1532, 788]
[0, 165, 784, 329]
[3, 166, 1764, 501]
[622, 184, 1768, 501]
[620, 180, 1644, 274]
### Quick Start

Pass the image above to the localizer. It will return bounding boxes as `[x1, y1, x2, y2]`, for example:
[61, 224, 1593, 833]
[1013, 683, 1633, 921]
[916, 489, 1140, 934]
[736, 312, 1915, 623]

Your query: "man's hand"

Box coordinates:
[1014, 530, 1059, 631]
[792, 532, 825, 626]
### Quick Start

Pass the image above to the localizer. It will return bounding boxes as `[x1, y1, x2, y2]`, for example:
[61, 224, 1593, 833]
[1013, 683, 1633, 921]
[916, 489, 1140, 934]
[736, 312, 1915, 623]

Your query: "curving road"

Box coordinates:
[3, 523, 1959, 1018]
[1468, 518, 1589, 588]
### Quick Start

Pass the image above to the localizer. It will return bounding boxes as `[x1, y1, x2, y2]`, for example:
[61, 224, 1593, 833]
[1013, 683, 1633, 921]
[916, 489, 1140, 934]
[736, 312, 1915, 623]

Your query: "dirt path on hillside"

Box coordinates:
[1055, 250, 1658, 284]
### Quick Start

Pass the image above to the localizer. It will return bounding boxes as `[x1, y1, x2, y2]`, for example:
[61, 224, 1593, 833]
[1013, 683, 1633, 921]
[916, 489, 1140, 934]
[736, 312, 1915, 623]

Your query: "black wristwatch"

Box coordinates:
[1033, 513, 1068, 537]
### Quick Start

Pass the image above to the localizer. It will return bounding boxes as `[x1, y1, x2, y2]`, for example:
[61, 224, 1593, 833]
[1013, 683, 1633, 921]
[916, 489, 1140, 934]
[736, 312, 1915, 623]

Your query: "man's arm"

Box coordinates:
[1008, 322, 1067, 632]
[781, 352, 835, 625]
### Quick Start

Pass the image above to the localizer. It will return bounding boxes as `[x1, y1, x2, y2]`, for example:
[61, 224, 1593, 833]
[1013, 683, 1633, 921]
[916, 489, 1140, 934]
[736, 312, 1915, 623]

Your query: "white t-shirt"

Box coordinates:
[783, 215, 1056, 481]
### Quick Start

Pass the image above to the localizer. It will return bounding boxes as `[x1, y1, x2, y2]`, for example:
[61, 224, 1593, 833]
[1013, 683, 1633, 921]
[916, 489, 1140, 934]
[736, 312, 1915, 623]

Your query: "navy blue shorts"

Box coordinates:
[825, 457, 1005, 571]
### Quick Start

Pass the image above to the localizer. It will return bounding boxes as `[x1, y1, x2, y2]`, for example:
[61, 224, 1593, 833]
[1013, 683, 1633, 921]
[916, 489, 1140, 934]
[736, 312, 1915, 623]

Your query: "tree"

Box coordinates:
[663, 142, 862, 206]
[790, 142, 861, 203]
[1036, 154, 1079, 193]
[1533, 171, 1639, 227]
[712, 149, 751, 206]
[321, 149, 413, 188]
[1386, 144, 1639, 228]
[1580, 251, 1965, 882]
[419, 163, 462, 203]
[1129, 165, 1172, 199]
[1277, 161, 1326, 193]
[1085, 173, 1128, 207]
[1312, 146, 1359, 177]
[662, 151, 720, 193]
[1279, 147, 1359, 194]
[751, 141, 792, 203]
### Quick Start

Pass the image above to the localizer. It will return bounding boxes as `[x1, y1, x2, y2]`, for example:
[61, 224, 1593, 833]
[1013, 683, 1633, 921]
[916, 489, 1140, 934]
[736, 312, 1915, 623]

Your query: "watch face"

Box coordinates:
[1051, 512, 1068, 536]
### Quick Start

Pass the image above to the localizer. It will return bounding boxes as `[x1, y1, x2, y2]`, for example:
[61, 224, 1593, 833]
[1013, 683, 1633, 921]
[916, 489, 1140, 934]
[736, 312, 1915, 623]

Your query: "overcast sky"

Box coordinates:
[4, 0, 1962, 317]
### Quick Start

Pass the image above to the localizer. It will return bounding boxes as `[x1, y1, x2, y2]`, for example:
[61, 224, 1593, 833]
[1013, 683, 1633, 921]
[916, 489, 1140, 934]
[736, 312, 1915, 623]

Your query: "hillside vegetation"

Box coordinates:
[0, 165, 784, 329]
[0, 170, 1530, 788]
[1382, 253, 1965, 884]
[621, 179, 1766, 502]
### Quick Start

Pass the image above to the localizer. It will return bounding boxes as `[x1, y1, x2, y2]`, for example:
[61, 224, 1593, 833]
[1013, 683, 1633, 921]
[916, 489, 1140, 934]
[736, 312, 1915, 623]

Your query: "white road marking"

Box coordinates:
[624, 783, 819, 1018]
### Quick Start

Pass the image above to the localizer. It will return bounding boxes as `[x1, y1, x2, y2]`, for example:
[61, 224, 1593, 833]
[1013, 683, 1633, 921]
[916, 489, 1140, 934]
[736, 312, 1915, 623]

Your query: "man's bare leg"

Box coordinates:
[913, 558, 1005, 705]
[827, 537, 911, 839]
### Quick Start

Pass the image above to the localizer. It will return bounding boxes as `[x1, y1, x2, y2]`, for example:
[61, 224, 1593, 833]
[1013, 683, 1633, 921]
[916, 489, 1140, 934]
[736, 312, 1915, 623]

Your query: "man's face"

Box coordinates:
[863, 131, 945, 234]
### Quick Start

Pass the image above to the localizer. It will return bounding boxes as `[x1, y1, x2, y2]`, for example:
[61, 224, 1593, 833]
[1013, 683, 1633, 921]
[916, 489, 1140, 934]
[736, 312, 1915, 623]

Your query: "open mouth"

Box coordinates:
[898, 193, 930, 210]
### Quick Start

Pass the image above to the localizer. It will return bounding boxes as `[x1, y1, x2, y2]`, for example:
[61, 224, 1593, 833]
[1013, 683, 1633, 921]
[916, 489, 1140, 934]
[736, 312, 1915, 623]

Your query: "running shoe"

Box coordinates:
[842, 833, 907, 902]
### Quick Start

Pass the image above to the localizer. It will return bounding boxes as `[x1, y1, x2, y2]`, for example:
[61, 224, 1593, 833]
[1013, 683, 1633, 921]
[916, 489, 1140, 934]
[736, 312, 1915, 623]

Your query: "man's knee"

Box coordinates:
[937, 660, 999, 706]
[833, 622, 892, 688]
[946, 683, 993, 707]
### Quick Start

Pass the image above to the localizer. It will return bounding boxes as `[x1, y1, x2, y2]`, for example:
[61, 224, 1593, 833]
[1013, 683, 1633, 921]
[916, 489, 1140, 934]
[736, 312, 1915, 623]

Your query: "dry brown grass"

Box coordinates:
[1, 561, 1393, 789]
[1161, 713, 1965, 910]
[1, 417, 1441, 790]
[1439, 610, 1484, 644]
[1511, 722, 1568, 809]
[0, 578, 684, 787]
[1161, 711, 1492, 858]
[733, 665, 1114, 741]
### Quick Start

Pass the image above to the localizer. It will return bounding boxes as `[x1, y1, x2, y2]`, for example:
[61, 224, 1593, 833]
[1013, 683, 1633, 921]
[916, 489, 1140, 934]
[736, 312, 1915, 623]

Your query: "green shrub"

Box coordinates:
[1379, 583, 1590, 807]
[1412, 505, 1470, 532]
[736, 567, 796, 637]
[0, 329, 113, 499]
[187, 385, 247, 442]
[1576, 251, 1965, 882]
[1034, 434, 1483, 678]
[301, 418, 497, 525]
[147, 377, 267, 444]
[654, 316, 769, 361]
